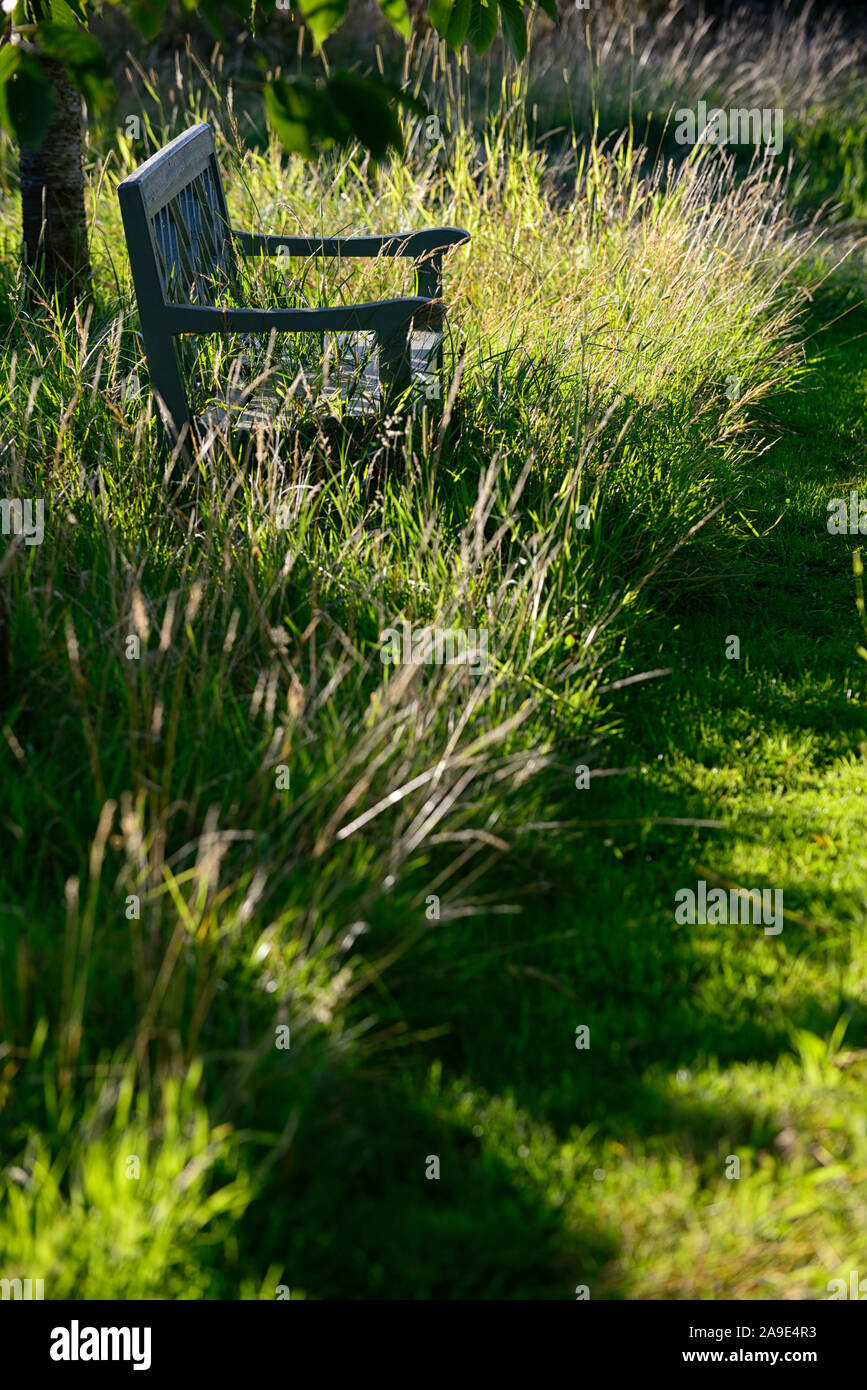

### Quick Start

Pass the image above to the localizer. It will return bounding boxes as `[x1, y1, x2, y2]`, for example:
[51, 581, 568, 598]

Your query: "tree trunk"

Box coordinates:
[19, 57, 90, 305]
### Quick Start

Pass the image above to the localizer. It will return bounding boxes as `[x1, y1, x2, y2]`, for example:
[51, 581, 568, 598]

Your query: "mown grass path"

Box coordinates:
[276, 281, 867, 1300]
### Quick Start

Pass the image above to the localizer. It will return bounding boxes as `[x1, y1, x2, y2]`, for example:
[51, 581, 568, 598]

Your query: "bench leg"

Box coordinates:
[377, 321, 413, 413]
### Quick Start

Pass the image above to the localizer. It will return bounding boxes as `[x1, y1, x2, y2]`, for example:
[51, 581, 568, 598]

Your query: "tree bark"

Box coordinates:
[19, 57, 90, 304]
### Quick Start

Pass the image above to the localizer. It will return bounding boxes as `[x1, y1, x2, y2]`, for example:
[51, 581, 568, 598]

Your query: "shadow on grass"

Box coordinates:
[225, 296, 867, 1298]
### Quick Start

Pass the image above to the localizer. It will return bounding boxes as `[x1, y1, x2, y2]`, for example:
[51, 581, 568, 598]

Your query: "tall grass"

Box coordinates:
[0, 14, 847, 1297]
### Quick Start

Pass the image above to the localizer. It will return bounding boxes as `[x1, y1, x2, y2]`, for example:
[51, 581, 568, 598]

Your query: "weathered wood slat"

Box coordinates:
[120, 125, 222, 219]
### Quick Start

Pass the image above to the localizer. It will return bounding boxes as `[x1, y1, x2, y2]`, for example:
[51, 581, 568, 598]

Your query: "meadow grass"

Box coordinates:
[0, 11, 865, 1298]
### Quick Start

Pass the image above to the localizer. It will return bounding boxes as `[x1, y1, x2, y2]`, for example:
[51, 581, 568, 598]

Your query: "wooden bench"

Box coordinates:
[117, 123, 469, 453]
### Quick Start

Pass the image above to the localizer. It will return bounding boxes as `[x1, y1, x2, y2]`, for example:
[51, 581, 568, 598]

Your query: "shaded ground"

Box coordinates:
[253, 284, 867, 1299]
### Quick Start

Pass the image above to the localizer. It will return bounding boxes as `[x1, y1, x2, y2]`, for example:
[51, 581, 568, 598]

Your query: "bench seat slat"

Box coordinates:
[195, 329, 442, 434]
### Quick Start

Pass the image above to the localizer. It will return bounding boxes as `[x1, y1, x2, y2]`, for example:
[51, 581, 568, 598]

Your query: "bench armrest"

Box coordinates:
[232, 227, 470, 261]
[234, 227, 469, 299]
[164, 297, 432, 406]
[163, 297, 430, 336]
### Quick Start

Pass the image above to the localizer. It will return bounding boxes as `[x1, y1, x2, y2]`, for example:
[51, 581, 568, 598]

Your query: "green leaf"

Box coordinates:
[106, 0, 169, 43]
[296, 0, 350, 47]
[381, 79, 427, 121]
[266, 70, 408, 162]
[49, 0, 88, 25]
[498, 0, 528, 59]
[536, 0, 558, 21]
[37, 23, 115, 110]
[0, 44, 20, 84]
[7, 51, 54, 146]
[196, 0, 230, 40]
[377, 0, 412, 39]
[327, 70, 404, 160]
[0, 44, 22, 140]
[446, 0, 472, 46]
[429, 0, 453, 39]
[498, 0, 527, 60]
[467, 0, 498, 53]
[265, 77, 337, 159]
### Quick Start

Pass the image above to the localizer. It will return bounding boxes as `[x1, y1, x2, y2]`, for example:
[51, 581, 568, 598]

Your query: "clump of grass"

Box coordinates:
[0, 1049, 260, 1299]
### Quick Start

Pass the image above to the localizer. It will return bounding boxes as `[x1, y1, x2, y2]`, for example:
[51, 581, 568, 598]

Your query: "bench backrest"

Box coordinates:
[118, 123, 237, 441]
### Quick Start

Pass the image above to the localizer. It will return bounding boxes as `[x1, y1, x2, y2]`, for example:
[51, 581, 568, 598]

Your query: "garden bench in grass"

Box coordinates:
[117, 123, 469, 453]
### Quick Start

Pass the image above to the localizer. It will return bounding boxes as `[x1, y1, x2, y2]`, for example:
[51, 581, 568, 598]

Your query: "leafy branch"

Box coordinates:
[0, 0, 559, 154]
